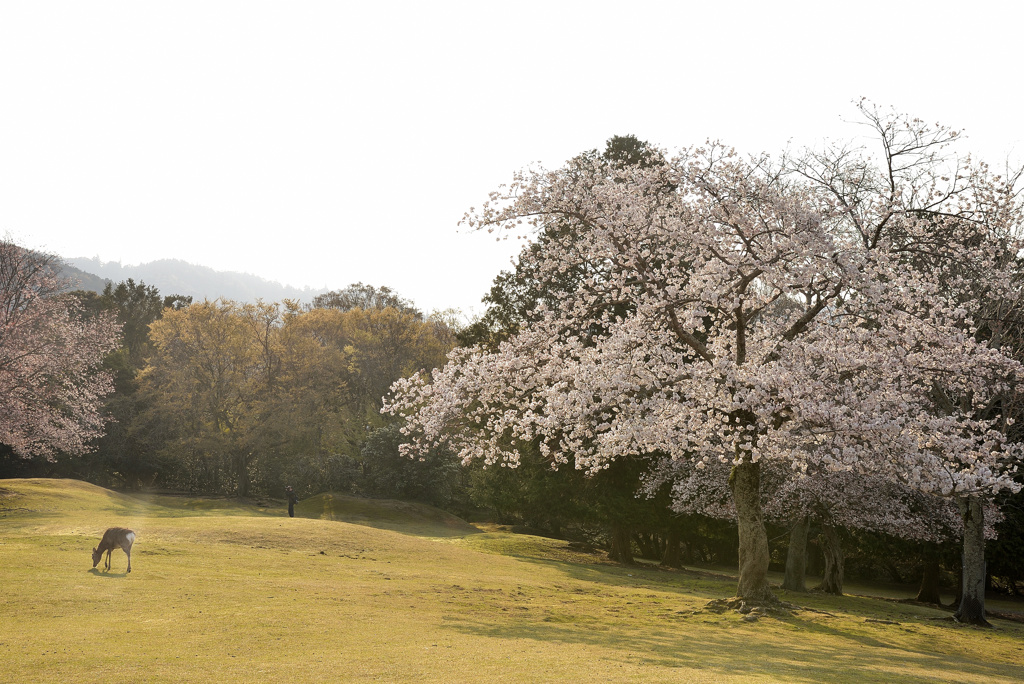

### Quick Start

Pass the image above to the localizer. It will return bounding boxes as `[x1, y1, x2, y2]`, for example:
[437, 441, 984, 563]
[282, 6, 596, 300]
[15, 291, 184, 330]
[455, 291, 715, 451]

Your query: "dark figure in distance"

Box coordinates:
[286, 486, 298, 517]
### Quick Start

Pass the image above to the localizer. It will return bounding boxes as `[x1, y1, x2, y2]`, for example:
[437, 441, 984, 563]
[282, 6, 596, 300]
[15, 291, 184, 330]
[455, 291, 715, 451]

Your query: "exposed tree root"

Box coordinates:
[701, 596, 803, 621]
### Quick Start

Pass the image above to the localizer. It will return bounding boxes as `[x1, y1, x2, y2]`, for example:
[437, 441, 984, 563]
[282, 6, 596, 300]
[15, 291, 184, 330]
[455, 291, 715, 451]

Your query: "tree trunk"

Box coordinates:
[882, 560, 904, 584]
[634, 532, 659, 560]
[235, 451, 250, 498]
[954, 495, 990, 626]
[782, 516, 809, 593]
[730, 460, 775, 603]
[660, 527, 683, 568]
[916, 543, 943, 605]
[608, 525, 636, 565]
[816, 524, 844, 595]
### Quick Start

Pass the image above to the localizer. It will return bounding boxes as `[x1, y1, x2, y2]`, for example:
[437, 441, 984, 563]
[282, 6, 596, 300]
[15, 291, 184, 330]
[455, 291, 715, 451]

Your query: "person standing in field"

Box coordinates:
[286, 486, 298, 517]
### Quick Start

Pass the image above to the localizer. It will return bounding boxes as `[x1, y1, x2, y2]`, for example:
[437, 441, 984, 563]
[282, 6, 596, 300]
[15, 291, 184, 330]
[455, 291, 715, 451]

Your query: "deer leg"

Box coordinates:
[105, 549, 112, 571]
[125, 546, 131, 573]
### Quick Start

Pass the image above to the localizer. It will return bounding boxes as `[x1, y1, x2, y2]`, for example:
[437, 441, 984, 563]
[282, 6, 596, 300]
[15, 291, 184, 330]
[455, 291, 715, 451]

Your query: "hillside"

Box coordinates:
[65, 256, 329, 303]
[60, 261, 110, 293]
[2, 478, 1023, 683]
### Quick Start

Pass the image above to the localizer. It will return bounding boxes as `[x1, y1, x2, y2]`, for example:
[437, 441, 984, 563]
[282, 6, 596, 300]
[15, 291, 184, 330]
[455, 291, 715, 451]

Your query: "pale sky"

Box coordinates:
[2, 1, 1022, 316]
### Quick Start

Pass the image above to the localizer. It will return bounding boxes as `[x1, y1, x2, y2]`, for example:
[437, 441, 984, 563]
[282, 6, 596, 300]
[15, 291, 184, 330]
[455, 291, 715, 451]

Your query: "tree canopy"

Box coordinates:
[0, 241, 120, 458]
[385, 104, 1024, 609]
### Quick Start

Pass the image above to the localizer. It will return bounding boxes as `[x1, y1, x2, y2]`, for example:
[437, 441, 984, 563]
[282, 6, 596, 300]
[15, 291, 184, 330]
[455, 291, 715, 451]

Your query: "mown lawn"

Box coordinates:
[1, 478, 1022, 683]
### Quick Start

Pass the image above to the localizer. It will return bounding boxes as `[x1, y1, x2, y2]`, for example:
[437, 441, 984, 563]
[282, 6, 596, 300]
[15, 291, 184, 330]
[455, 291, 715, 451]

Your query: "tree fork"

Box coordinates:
[816, 524, 844, 595]
[608, 525, 636, 565]
[660, 527, 683, 568]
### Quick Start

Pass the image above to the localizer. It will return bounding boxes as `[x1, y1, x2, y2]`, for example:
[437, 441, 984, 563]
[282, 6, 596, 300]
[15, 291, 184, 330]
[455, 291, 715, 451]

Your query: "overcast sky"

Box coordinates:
[2, 1, 1022, 316]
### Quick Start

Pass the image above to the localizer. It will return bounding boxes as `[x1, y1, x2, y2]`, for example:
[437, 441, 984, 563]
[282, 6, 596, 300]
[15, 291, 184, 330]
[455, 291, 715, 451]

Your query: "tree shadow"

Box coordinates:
[443, 610, 1020, 682]
[438, 554, 1023, 682]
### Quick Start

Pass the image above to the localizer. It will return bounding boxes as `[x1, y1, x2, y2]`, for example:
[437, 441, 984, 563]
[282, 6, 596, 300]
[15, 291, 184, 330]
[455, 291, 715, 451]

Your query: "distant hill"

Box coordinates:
[60, 261, 110, 293]
[66, 257, 329, 303]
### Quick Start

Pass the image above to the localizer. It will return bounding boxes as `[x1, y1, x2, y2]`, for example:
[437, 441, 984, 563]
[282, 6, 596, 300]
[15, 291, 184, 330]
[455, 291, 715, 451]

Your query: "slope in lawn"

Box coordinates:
[2, 478, 1023, 684]
[297, 491, 479, 538]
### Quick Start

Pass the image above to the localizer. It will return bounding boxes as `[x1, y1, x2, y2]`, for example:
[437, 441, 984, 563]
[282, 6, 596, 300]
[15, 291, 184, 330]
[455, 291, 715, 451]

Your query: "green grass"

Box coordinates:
[2, 478, 1023, 683]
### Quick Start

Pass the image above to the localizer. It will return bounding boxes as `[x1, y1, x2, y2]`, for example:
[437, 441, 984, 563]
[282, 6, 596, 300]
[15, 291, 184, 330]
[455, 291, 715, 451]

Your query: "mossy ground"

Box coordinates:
[2, 478, 1022, 683]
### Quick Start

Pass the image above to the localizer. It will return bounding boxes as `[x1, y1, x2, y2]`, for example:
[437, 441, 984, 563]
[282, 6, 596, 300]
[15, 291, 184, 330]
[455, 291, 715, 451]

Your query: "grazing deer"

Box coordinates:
[92, 527, 135, 573]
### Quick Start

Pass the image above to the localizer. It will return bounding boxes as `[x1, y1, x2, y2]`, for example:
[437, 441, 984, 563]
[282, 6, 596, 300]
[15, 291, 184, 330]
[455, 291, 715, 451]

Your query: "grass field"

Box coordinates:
[2, 478, 1022, 683]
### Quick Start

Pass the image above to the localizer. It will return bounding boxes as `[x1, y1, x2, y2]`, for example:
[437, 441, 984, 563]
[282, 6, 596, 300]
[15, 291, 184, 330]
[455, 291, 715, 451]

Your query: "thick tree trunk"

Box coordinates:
[954, 495, 990, 626]
[816, 524, 844, 595]
[608, 525, 636, 565]
[660, 527, 683, 568]
[782, 516, 809, 593]
[730, 460, 775, 603]
[916, 543, 942, 605]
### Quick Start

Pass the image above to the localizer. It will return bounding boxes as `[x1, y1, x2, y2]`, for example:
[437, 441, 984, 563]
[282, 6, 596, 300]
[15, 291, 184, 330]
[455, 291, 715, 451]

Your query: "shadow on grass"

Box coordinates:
[438, 553, 1024, 682]
[443, 606, 1017, 683]
[494, 551, 958, 624]
[300, 493, 481, 539]
[488, 550, 736, 599]
[87, 568, 129, 578]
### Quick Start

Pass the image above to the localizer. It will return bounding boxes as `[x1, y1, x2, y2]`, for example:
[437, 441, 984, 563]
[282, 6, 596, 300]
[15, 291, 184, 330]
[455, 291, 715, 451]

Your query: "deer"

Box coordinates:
[92, 527, 135, 573]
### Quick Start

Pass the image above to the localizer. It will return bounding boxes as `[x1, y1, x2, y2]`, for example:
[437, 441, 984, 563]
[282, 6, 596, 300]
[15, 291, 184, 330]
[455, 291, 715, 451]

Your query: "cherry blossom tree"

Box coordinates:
[643, 456, 971, 595]
[771, 473, 957, 596]
[941, 264, 1024, 623]
[385, 104, 1023, 610]
[0, 241, 120, 458]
